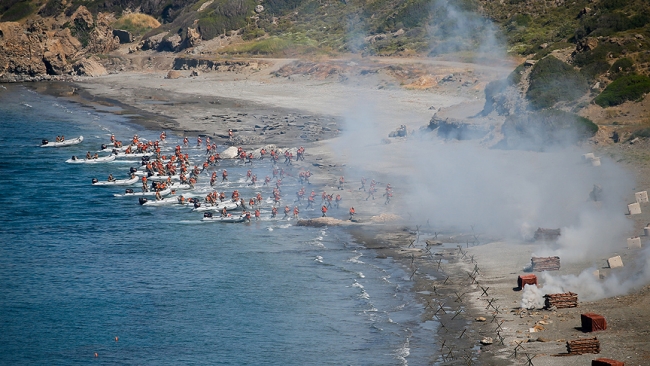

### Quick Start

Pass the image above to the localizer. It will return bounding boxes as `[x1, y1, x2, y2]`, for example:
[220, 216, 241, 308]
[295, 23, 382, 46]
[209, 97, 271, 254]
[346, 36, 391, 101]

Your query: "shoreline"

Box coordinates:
[25, 62, 650, 365]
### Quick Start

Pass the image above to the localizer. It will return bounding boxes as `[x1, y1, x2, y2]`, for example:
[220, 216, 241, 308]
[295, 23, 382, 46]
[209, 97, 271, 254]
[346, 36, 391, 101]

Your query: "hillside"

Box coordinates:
[1, 0, 650, 140]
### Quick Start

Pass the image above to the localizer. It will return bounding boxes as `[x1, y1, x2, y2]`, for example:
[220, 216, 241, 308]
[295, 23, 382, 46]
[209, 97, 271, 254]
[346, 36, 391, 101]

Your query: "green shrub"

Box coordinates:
[0, 0, 20, 13]
[573, 43, 624, 67]
[610, 57, 634, 75]
[197, 0, 255, 40]
[580, 60, 610, 81]
[0, 1, 34, 21]
[507, 63, 526, 84]
[264, 0, 306, 14]
[630, 127, 650, 139]
[220, 37, 292, 55]
[576, 10, 650, 39]
[510, 14, 532, 27]
[39, 0, 64, 17]
[594, 74, 650, 107]
[242, 26, 265, 40]
[500, 109, 598, 150]
[531, 42, 573, 60]
[527, 56, 588, 110]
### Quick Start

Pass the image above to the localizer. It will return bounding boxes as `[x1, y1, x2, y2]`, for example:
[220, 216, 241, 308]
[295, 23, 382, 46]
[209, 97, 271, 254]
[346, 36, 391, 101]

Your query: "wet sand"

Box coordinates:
[29, 58, 650, 365]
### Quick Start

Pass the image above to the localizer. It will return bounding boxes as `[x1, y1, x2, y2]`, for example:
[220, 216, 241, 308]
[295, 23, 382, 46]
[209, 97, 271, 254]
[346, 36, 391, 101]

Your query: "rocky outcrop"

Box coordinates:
[172, 57, 253, 71]
[427, 115, 490, 140]
[0, 6, 118, 81]
[113, 29, 134, 44]
[0, 21, 50, 78]
[141, 32, 166, 51]
[185, 27, 201, 48]
[86, 12, 120, 54]
[73, 58, 108, 76]
[575, 37, 598, 53]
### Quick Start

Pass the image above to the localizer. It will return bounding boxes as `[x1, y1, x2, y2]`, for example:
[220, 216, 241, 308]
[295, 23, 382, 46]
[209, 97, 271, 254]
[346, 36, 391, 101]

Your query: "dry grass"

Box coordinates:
[112, 13, 161, 36]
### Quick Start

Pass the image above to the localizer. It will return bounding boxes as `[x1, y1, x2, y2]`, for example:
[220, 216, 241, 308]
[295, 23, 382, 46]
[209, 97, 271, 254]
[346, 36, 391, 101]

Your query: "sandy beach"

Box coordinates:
[31, 56, 650, 365]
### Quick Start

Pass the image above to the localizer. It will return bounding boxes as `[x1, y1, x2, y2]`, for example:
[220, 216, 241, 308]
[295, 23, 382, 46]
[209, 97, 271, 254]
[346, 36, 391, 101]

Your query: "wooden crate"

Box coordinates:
[592, 358, 624, 366]
[567, 337, 600, 354]
[517, 274, 537, 290]
[582, 313, 607, 332]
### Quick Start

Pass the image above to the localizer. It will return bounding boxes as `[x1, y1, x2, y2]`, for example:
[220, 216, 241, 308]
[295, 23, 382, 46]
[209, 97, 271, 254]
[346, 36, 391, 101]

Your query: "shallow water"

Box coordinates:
[0, 84, 434, 365]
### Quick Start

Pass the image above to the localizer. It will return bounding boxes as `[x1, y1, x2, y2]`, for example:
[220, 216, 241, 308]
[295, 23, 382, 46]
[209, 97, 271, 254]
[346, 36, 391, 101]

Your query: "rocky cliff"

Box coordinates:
[0, 6, 117, 82]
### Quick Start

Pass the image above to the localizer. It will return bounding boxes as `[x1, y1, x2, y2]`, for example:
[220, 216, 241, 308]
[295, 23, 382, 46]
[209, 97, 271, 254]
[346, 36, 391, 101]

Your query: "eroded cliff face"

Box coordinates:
[0, 6, 118, 82]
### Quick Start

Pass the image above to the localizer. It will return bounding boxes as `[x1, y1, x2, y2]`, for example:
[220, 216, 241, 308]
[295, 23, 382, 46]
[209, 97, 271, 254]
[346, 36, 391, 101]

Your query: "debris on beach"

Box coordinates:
[533, 228, 561, 242]
[566, 337, 600, 354]
[627, 236, 642, 249]
[530, 256, 561, 271]
[479, 337, 493, 345]
[544, 292, 578, 309]
[628, 202, 642, 215]
[607, 256, 624, 268]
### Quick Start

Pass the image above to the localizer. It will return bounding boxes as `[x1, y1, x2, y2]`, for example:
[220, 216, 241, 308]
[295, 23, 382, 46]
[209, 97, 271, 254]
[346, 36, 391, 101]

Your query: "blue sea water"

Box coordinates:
[0, 85, 435, 365]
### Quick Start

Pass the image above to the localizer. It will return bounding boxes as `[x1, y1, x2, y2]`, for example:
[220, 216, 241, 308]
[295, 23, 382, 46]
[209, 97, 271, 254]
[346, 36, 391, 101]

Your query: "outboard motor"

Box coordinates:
[91, 178, 98, 184]
[71, 155, 77, 161]
[125, 189, 134, 194]
[203, 212, 213, 218]
[147, 171, 154, 177]
[139, 197, 148, 205]
[129, 167, 138, 174]
[42, 139, 48, 145]
[194, 202, 201, 209]
[189, 198, 197, 203]
[101, 144, 107, 150]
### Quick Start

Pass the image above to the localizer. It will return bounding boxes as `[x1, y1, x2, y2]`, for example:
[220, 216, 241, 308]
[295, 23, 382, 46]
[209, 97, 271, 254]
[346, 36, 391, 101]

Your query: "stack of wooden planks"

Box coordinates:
[544, 292, 578, 309]
[567, 337, 600, 355]
[531, 256, 561, 271]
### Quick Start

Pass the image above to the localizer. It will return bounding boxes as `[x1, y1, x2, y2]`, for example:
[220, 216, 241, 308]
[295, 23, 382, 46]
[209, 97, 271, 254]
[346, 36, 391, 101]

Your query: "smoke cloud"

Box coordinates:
[332, 0, 648, 303]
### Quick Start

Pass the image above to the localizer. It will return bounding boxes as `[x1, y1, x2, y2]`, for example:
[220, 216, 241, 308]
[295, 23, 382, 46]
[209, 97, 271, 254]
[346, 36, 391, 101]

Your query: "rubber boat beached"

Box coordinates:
[201, 212, 246, 223]
[65, 154, 116, 164]
[91, 176, 139, 186]
[191, 200, 241, 212]
[113, 188, 172, 197]
[41, 136, 83, 147]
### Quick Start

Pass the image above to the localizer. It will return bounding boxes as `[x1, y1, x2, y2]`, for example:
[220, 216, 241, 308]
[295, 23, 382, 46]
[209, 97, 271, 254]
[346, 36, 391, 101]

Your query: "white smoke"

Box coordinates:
[333, 0, 647, 303]
[520, 284, 545, 309]
[535, 246, 650, 302]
